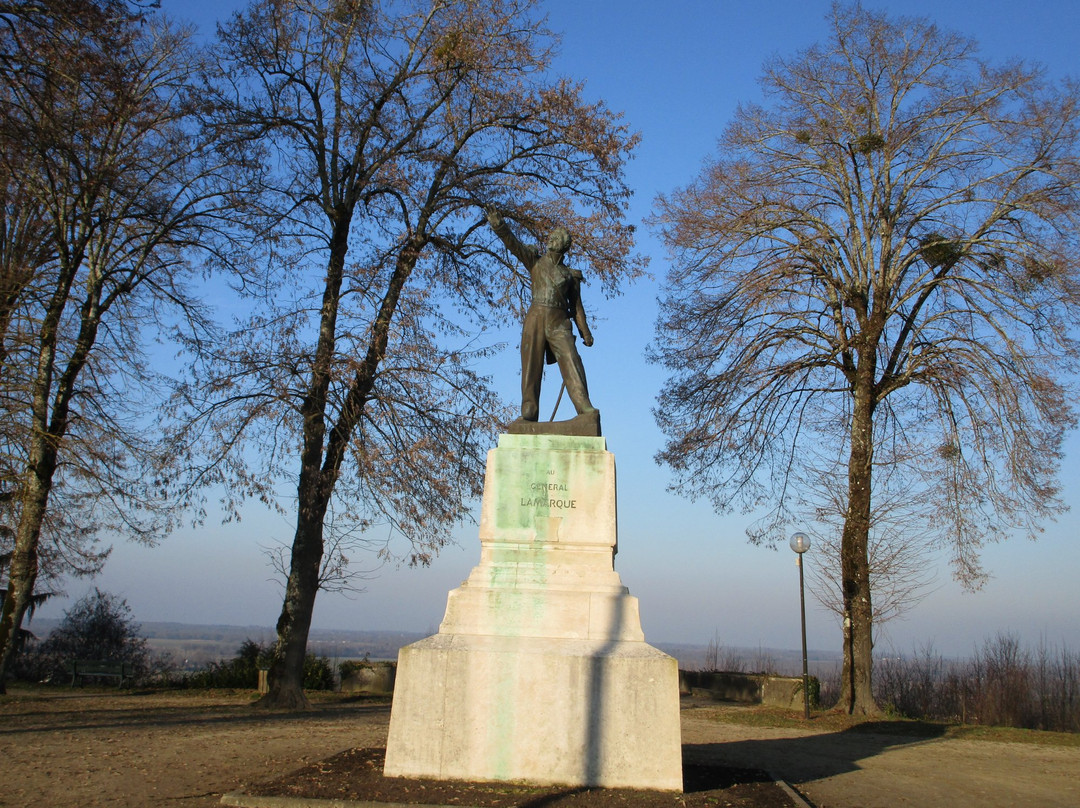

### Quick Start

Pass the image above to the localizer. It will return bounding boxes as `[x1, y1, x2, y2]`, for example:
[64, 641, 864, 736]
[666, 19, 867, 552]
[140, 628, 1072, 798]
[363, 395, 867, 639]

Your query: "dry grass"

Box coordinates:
[690, 701, 1080, 747]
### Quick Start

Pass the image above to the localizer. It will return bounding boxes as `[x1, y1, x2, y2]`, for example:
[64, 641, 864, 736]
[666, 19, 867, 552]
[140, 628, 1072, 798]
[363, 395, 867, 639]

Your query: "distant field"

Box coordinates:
[140, 637, 272, 668]
[139, 624, 430, 669]
[28, 617, 840, 673]
[28, 619, 429, 670]
[139, 626, 836, 673]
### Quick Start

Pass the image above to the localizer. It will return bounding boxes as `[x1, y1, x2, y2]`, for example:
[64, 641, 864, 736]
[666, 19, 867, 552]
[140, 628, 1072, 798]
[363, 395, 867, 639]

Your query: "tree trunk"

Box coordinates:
[256, 217, 351, 709]
[0, 443, 57, 692]
[257, 470, 329, 710]
[0, 535, 38, 694]
[838, 365, 880, 715]
[255, 224, 430, 709]
[0, 275, 82, 690]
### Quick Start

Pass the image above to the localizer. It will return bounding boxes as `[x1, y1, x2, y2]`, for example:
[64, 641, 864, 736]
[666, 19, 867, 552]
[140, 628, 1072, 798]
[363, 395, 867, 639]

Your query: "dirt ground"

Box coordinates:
[1, 687, 1079, 808]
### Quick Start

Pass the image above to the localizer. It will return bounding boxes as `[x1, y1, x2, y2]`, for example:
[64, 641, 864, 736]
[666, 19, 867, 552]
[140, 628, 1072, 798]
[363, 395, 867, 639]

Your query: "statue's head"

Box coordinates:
[547, 227, 571, 254]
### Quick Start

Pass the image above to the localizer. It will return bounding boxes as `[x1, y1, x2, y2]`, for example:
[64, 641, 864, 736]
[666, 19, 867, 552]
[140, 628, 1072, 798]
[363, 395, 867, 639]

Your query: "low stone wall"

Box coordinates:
[760, 675, 806, 709]
[679, 670, 815, 709]
[338, 661, 814, 710]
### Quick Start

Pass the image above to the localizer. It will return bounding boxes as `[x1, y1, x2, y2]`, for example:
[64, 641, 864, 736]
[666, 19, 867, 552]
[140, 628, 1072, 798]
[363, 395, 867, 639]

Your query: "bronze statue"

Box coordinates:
[487, 208, 597, 424]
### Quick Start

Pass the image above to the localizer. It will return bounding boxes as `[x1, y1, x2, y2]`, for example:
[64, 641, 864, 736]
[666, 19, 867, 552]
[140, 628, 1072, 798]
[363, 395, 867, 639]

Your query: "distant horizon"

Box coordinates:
[29, 614, 1062, 665]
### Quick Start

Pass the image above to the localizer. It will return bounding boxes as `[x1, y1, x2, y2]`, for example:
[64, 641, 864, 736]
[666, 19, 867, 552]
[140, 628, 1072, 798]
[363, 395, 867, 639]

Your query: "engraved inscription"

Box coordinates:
[519, 497, 577, 509]
[520, 471, 576, 509]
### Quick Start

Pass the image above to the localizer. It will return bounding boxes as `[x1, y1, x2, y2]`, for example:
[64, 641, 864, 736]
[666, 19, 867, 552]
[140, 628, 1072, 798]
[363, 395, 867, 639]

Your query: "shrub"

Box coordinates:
[20, 589, 149, 684]
[303, 653, 335, 691]
[184, 639, 270, 689]
[185, 640, 335, 691]
[872, 634, 1080, 732]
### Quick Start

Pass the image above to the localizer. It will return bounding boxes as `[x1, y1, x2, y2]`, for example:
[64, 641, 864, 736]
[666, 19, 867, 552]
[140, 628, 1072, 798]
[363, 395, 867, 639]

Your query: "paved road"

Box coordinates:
[681, 708, 1080, 807]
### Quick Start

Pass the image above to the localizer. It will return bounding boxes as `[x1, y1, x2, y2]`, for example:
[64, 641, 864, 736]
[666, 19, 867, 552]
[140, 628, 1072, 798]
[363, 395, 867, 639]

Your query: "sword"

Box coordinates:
[549, 381, 566, 421]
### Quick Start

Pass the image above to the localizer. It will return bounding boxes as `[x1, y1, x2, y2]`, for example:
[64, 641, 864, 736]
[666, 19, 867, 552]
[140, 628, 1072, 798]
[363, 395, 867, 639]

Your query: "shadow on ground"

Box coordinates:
[0, 692, 390, 736]
[685, 721, 948, 786]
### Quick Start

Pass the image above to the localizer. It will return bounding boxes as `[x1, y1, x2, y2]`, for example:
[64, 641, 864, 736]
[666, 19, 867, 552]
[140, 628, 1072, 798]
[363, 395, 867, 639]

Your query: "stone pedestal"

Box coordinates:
[383, 434, 682, 791]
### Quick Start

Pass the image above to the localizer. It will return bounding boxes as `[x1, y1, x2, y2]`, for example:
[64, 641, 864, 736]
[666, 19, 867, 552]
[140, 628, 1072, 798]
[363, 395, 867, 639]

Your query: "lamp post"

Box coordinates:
[789, 531, 812, 719]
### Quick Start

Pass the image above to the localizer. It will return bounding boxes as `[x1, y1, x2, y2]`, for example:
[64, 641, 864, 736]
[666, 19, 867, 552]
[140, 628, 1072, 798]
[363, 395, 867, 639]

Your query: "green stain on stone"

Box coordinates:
[480, 433, 613, 776]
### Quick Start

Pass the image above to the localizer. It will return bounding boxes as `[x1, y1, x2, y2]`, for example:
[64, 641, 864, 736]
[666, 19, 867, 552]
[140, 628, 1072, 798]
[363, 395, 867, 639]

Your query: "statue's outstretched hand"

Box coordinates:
[582, 331, 594, 347]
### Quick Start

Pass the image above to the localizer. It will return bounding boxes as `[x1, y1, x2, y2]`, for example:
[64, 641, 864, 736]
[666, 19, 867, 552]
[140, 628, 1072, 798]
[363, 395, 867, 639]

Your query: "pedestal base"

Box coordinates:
[384, 633, 681, 790]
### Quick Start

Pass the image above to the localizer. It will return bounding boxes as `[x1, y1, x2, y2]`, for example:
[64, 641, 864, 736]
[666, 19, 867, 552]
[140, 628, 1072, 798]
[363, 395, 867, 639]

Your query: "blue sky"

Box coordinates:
[36, 0, 1080, 659]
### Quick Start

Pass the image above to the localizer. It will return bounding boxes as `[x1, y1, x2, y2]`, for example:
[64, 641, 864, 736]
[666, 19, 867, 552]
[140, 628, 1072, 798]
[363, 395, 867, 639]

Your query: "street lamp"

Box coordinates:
[789, 531, 812, 719]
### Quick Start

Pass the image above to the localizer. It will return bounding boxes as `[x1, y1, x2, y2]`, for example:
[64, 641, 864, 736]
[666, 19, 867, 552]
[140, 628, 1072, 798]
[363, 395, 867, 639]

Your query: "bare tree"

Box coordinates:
[0, 1, 220, 689]
[703, 630, 746, 673]
[650, 3, 1080, 714]
[177, 0, 642, 708]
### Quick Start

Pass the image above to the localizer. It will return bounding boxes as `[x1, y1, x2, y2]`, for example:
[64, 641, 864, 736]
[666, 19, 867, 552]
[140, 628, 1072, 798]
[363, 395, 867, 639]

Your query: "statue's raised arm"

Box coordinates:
[486, 208, 598, 431]
[486, 207, 537, 268]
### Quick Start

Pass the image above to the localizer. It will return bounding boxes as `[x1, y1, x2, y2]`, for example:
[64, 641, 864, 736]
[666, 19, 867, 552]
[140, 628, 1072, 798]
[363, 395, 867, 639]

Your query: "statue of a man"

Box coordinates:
[487, 208, 596, 422]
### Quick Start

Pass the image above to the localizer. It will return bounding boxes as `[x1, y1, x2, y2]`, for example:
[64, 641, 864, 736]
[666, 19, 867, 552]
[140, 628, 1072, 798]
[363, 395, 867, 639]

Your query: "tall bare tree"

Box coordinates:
[179, 0, 641, 708]
[650, 3, 1080, 714]
[0, 0, 220, 689]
